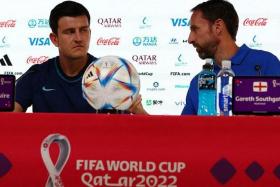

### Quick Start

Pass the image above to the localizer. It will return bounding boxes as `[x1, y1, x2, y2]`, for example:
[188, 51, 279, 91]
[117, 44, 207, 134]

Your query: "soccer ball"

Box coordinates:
[82, 56, 140, 111]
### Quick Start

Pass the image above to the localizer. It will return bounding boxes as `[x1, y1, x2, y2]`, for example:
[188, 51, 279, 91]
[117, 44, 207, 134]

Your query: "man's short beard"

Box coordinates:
[198, 52, 212, 59]
[197, 41, 218, 60]
[198, 49, 214, 59]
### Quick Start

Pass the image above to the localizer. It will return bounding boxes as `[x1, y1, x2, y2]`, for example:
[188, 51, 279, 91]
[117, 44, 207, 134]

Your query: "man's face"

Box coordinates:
[188, 10, 219, 59]
[51, 15, 91, 60]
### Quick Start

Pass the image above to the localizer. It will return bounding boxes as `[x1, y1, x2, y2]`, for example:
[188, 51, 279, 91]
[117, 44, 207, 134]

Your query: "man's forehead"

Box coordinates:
[58, 16, 89, 29]
[58, 16, 89, 24]
[190, 11, 210, 25]
[191, 11, 205, 21]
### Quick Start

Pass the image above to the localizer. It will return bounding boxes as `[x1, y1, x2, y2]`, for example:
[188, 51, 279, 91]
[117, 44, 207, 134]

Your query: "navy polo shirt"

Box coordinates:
[15, 54, 98, 112]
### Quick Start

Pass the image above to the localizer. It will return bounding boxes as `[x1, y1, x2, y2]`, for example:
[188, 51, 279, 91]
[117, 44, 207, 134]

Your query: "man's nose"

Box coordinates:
[74, 31, 82, 41]
[187, 33, 194, 44]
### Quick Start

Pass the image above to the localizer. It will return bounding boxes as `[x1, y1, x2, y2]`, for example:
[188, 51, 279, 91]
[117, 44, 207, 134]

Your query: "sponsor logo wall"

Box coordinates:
[1, 0, 280, 115]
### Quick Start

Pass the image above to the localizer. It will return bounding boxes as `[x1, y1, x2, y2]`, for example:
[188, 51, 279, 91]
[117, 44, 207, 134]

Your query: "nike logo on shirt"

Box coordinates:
[42, 86, 55, 92]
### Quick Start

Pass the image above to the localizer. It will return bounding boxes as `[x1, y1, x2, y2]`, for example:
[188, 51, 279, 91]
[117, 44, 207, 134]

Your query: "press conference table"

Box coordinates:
[0, 113, 280, 187]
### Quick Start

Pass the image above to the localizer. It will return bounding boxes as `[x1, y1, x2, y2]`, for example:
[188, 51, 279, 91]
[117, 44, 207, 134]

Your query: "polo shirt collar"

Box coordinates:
[231, 44, 250, 65]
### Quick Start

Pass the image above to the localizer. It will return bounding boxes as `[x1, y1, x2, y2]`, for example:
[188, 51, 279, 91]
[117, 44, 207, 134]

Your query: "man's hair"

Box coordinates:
[49, 0, 91, 34]
[191, 0, 239, 40]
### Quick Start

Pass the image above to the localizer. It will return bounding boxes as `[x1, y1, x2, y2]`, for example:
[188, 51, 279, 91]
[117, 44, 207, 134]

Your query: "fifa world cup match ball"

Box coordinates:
[82, 56, 140, 110]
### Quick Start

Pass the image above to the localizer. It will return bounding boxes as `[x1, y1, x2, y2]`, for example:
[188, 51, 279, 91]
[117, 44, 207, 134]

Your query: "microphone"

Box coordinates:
[255, 65, 261, 76]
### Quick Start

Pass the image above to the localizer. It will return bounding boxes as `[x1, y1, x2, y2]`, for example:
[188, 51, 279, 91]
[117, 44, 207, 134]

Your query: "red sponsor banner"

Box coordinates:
[0, 113, 280, 186]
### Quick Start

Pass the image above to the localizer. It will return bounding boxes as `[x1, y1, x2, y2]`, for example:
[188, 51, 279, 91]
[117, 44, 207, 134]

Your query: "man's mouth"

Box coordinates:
[73, 45, 84, 49]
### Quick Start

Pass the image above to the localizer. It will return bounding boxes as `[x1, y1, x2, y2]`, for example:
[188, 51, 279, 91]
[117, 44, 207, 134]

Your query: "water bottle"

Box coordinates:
[216, 60, 235, 116]
[197, 59, 217, 115]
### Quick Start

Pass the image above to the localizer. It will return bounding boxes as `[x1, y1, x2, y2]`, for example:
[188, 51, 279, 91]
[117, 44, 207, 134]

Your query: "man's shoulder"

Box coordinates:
[188, 74, 199, 92]
[244, 44, 279, 60]
[33, 57, 57, 70]
[235, 44, 280, 75]
[17, 57, 57, 82]
[235, 44, 279, 66]
[25, 57, 56, 72]
[88, 53, 98, 62]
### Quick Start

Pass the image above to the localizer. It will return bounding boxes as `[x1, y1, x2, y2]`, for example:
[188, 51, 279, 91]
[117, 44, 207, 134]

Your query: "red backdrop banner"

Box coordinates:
[0, 113, 280, 187]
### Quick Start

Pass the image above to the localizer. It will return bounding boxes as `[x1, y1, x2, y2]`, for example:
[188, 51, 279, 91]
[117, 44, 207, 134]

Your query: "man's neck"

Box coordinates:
[59, 55, 88, 77]
[214, 40, 239, 67]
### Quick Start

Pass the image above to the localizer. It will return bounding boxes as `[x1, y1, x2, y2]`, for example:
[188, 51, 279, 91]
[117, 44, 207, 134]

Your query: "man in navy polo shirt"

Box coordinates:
[14, 1, 146, 114]
[181, 0, 280, 115]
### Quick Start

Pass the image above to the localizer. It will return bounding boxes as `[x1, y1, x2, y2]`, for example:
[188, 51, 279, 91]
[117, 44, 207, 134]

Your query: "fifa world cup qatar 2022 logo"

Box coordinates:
[41, 134, 71, 187]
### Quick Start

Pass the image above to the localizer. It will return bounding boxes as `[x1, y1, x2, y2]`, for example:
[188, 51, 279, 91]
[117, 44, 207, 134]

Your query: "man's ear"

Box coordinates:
[213, 18, 224, 36]
[49, 33, 58, 47]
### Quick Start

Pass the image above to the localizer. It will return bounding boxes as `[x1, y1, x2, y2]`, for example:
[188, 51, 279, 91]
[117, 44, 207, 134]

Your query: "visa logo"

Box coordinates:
[171, 18, 190, 27]
[29, 37, 50, 46]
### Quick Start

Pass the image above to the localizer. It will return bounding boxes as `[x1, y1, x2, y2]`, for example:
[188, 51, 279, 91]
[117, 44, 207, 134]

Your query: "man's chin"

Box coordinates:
[197, 52, 213, 60]
[71, 51, 87, 57]
[69, 54, 87, 60]
[198, 53, 206, 59]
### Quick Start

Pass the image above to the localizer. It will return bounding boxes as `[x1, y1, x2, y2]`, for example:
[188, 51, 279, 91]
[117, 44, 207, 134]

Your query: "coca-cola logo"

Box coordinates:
[26, 56, 49, 64]
[96, 37, 120, 45]
[243, 18, 268, 26]
[0, 20, 16, 28]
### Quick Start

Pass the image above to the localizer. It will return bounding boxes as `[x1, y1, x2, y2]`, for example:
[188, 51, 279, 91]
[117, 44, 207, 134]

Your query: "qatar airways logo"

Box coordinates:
[26, 56, 49, 64]
[97, 18, 122, 28]
[96, 37, 120, 46]
[132, 55, 157, 65]
[243, 18, 268, 26]
[0, 20, 16, 28]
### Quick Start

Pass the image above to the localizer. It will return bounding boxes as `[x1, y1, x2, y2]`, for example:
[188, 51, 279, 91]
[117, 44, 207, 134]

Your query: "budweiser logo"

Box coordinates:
[96, 37, 120, 45]
[0, 20, 16, 28]
[27, 56, 49, 64]
[243, 18, 268, 26]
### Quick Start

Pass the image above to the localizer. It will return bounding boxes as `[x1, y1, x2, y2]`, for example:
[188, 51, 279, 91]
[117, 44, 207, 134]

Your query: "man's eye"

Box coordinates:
[64, 30, 75, 34]
[81, 28, 89, 32]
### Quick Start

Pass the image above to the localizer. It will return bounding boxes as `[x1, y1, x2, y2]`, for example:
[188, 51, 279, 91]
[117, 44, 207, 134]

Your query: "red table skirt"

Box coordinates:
[0, 113, 280, 187]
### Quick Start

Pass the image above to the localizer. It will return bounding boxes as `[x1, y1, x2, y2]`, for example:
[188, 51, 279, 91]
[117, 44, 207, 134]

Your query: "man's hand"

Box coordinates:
[129, 95, 149, 114]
